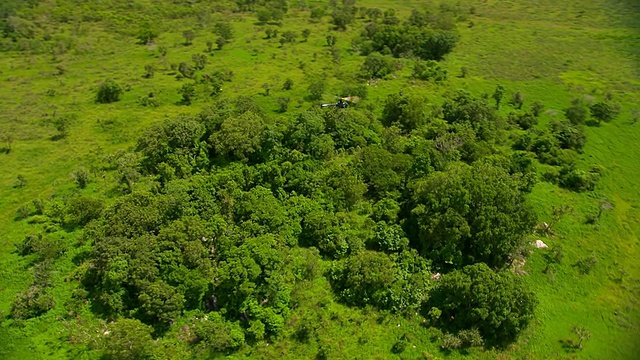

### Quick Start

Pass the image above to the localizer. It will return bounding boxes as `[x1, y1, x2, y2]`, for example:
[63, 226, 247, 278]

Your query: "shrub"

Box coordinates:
[360, 52, 394, 79]
[16, 203, 32, 219]
[557, 165, 600, 192]
[589, 101, 620, 124]
[11, 286, 55, 320]
[565, 99, 588, 124]
[307, 81, 326, 101]
[96, 79, 123, 104]
[179, 83, 196, 105]
[71, 168, 90, 188]
[277, 97, 290, 112]
[441, 333, 462, 349]
[530, 101, 545, 117]
[143, 64, 155, 78]
[413, 60, 447, 82]
[66, 195, 105, 225]
[283, 78, 294, 90]
[192, 53, 207, 70]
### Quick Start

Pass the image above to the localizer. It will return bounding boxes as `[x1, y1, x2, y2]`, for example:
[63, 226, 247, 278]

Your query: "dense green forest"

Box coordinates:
[0, 0, 639, 359]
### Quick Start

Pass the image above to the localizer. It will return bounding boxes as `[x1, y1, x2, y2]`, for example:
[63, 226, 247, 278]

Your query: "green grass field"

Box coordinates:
[1, 0, 639, 358]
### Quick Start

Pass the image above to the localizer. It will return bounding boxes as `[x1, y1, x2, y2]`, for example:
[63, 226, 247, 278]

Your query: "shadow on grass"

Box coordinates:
[559, 338, 580, 352]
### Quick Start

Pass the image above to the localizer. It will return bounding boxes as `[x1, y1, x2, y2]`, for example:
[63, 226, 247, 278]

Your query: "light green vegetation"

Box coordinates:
[0, 0, 638, 359]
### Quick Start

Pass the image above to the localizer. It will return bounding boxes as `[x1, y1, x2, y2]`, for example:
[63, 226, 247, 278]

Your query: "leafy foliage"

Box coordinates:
[406, 162, 536, 268]
[96, 79, 123, 104]
[429, 263, 537, 345]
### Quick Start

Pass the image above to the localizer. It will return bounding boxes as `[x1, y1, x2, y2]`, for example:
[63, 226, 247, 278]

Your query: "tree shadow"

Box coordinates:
[50, 133, 66, 141]
[559, 338, 579, 352]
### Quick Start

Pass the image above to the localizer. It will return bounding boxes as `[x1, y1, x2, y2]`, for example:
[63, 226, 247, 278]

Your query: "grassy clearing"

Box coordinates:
[0, 0, 639, 358]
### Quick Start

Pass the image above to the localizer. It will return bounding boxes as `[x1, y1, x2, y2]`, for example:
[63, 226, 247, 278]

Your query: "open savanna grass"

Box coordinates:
[439, 0, 640, 358]
[1, 0, 639, 358]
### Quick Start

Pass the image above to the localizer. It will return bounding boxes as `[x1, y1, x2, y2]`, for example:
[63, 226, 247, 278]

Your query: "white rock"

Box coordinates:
[535, 240, 549, 249]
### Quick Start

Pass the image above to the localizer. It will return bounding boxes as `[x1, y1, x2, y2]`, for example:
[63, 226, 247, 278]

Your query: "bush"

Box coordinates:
[392, 338, 409, 353]
[96, 79, 123, 103]
[192, 53, 207, 70]
[143, 64, 155, 78]
[509, 112, 537, 130]
[441, 333, 462, 349]
[32, 199, 46, 215]
[413, 60, 447, 82]
[530, 101, 545, 117]
[66, 195, 105, 225]
[307, 81, 326, 101]
[277, 97, 290, 112]
[283, 78, 294, 90]
[428, 263, 537, 346]
[11, 286, 55, 320]
[557, 165, 600, 192]
[71, 168, 90, 188]
[16, 203, 31, 219]
[589, 101, 620, 124]
[575, 253, 598, 274]
[179, 83, 196, 105]
[360, 52, 395, 79]
[565, 100, 588, 124]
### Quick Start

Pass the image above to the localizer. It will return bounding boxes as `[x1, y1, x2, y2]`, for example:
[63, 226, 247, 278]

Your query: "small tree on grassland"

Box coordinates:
[96, 79, 123, 104]
[183, 30, 195, 45]
[572, 325, 591, 349]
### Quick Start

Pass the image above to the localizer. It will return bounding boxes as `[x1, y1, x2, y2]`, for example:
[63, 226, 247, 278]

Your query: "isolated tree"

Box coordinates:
[572, 325, 591, 349]
[96, 79, 123, 103]
[192, 53, 207, 70]
[282, 78, 294, 90]
[143, 64, 155, 78]
[301, 28, 311, 41]
[179, 83, 196, 105]
[183, 30, 195, 45]
[103, 319, 155, 360]
[492, 84, 505, 109]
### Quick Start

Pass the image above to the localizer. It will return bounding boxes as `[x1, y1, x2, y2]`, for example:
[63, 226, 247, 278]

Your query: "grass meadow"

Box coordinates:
[0, 0, 638, 358]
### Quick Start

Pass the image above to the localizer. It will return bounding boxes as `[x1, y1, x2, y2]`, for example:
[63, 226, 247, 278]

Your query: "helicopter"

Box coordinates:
[320, 96, 361, 109]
